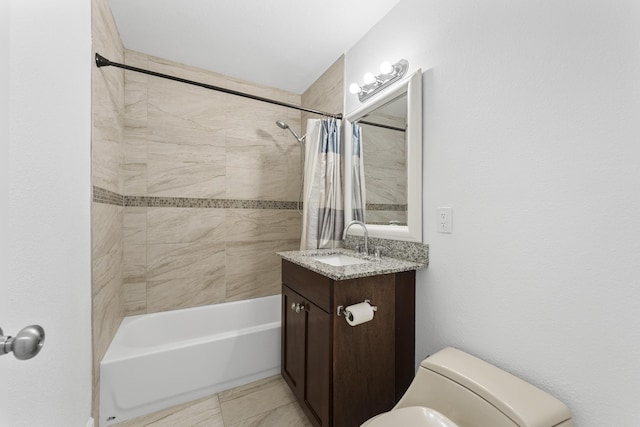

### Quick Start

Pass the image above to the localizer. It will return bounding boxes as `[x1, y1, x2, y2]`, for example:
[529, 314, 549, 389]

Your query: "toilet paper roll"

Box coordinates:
[345, 302, 375, 327]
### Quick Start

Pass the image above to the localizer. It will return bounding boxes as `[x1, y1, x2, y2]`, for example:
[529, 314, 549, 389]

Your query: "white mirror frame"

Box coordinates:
[344, 68, 423, 242]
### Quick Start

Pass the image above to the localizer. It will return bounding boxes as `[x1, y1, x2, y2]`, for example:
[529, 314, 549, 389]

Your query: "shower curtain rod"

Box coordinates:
[357, 119, 406, 132]
[95, 53, 343, 120]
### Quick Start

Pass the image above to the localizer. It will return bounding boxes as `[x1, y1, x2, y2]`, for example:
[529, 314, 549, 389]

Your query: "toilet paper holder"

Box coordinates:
[337, 299, 377, 322]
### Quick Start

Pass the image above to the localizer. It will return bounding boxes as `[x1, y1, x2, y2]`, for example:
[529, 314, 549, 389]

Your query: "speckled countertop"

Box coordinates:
[277, 248, 425, 281]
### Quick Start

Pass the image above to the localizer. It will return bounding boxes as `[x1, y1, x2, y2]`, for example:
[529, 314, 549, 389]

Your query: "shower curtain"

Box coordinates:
[300, 118, 344, 250]
[351, 122, 366, 222]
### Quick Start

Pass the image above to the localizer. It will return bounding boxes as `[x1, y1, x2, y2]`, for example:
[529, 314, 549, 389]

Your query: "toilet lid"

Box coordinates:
[364, 406, 459, 427]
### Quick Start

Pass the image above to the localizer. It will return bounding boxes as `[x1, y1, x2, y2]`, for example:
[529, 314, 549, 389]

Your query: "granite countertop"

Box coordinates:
[277, 248, 425, 281]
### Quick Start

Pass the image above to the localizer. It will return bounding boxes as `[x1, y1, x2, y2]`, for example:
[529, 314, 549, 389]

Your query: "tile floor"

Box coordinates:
[114, 375, 313, 427]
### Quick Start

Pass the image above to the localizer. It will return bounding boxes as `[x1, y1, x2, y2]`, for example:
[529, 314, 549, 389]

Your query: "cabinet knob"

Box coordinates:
[291, 302, 306, 314]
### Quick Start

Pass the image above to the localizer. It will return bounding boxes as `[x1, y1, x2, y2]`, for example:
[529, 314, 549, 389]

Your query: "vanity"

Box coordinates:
[278, 65, 426, 426]
[278, 249, 425, 427]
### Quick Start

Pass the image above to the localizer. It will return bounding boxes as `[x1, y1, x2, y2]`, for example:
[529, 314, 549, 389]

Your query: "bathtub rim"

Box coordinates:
[102, 294, 281, 363]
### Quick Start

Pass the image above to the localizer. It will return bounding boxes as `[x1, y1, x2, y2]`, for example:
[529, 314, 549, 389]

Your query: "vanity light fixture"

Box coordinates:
[349, 59, 409, 102]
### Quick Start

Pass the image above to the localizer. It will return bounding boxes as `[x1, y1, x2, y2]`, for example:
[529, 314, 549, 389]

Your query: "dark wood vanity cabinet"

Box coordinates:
[282, 284, 331, 424]
[281, 259, 416, 427]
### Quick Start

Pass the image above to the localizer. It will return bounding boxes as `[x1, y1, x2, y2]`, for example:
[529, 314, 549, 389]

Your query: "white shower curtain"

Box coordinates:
[351, 122, 366, 222]
[300, 118, 343, 250]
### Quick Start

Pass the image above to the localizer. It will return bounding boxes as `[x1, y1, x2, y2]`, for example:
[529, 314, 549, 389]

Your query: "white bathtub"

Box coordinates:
[99, 295, 281, 426]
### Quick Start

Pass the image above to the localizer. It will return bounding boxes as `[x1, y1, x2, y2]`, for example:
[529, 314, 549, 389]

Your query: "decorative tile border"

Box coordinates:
[93, 186, 124, 206]
[92, 186, 405, 213]
[93, 186, 300, 210]
[366, 203, 407, 211]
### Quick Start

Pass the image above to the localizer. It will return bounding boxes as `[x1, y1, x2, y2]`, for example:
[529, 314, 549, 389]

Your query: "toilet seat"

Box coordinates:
[362, 406, 459, 427]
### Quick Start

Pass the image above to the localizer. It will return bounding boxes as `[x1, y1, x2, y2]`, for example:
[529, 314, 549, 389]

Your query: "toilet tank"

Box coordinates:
[396, 347, 574, 427]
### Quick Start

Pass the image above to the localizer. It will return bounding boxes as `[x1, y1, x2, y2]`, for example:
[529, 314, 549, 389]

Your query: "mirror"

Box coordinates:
[344, 69, 422, 242]
[358, 93, 408, 226]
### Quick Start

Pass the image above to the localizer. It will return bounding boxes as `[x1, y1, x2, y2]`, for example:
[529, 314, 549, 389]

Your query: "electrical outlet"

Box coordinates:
[438, 207, 452, 233]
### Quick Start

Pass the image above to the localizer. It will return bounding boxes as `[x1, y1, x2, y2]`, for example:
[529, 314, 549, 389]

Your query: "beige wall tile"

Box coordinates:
[225, 239, 298, 301]
[93, 249, 123, 347]
[147, 208, 224, 244]
[147, 275, 225, 313]
[123, 126, 147, 196]
[147, 160, 226, 198]
[92, 0, 122, 60]
[123, 282, 147, 315]
[225, 94, 287, 123]
[123, 163, 147, 196]
[147, 241, 224, 281]
[148, 138, 226, 163]
[124, 207, 146, 246]
[123, 126, 147, 163]
[93, 202, 123, 258]
[301, 55, 344, 116]
[92, 21, 124, 194]
[91, 204, 123, 335]
[225, 209, 302, 242]
[93, 243, 122, 297]
[92, 133, 122, 193]
[225, 143, 301, 201]
[225, 77, 299, 104]
[301, 55, 344, 135]
[123, 53, 148, 127]
[123, 244, 146, 283]
[124, 49, 149, 68]
[147, 54, 229, 88]
[147, 80, 226, 146]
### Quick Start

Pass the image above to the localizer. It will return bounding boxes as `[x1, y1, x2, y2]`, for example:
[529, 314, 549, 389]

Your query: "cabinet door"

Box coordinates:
[304, 302, 331, 427]
[282, 285, 305, 399]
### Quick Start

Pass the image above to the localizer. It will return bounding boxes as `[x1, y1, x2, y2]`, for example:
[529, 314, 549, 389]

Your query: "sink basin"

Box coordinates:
[309, 253, 370, 267]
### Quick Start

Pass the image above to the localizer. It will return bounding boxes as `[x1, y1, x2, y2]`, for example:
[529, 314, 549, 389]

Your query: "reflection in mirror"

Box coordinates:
[345, 69, 422, 242]
[357, 93, 408, 226]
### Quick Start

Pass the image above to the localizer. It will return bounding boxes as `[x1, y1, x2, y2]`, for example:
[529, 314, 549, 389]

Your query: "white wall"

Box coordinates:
[346, 1, 640, 425]
[1, 1, 93, 426]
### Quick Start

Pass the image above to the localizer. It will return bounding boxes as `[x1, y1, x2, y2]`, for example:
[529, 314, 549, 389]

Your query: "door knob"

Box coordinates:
[0, 325, 45, 360]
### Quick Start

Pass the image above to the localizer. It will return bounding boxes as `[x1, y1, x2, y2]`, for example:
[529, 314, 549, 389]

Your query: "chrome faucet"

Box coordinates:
[342, 220, 369, 255]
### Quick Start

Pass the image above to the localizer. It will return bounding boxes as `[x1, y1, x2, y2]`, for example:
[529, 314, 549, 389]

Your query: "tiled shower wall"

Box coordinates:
[120, 50, 304, 315]
[91, 0, 124, 421]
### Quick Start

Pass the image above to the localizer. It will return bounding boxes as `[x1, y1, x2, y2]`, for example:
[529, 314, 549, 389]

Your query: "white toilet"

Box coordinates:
[361, 347, 574, 427]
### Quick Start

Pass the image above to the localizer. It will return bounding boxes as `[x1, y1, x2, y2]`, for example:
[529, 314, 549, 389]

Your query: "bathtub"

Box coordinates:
[100, 295, 281, 426]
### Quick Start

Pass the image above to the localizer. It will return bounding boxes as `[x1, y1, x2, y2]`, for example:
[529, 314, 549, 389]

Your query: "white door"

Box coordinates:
[1, 2, 93, 426]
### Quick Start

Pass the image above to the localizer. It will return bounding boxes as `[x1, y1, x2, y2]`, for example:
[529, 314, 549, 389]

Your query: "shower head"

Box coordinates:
[275, 120, 305, 143]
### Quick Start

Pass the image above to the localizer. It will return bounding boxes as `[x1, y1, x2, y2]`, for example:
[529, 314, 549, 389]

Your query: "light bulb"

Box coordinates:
[379, 61, 394, 75]
[363, 72, 376, 85]
[349, 83, 361, 95]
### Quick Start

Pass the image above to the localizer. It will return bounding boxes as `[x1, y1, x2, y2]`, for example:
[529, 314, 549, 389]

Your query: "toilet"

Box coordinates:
[361, 347, 574, 427]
